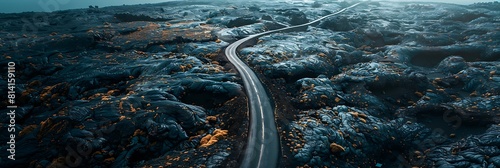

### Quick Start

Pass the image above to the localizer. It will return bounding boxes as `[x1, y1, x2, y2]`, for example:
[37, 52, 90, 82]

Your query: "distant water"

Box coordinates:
[0, 0, 495, 13]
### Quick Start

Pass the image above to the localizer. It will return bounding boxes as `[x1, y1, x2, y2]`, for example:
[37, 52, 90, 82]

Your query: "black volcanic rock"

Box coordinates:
[114, 13, 173, 22]
[446, 11, 488, 22]
[318, 17, 355, 31]
[437, 56, 467, 74]
[282, 10, 309, 25]
[289, 105, 422, 167]
[234, 1, 499, 167]
[207, 16, 259, 28]
[239, 30, 341, 81]
[226, 17, 259, 28]
[293, 76, 345, 109]
[424, 125, 500, 168]
[0, 0, 499, 168]
[0, 1, 248, 167]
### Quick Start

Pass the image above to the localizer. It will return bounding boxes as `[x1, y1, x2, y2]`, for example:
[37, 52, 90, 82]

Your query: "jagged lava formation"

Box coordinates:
[0, 0, 499, 167]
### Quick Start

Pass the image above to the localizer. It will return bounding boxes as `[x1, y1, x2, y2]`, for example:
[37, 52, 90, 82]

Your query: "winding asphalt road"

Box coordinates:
[224, 2, 362, 168]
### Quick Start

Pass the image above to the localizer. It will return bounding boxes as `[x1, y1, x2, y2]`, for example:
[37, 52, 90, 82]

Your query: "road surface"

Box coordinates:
[224, 2, 362, 168]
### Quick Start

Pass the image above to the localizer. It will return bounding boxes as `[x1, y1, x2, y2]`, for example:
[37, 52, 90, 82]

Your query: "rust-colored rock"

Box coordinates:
[330, 142, 345, 153]
[199, 129, 228, 147]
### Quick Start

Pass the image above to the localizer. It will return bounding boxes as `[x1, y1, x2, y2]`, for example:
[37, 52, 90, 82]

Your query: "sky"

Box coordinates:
[0, 0, 495, 13]
[0, 0, 173, 13]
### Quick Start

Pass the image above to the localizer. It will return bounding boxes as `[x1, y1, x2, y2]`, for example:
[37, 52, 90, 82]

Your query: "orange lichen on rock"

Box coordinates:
[200, 134, 212, 146]
[349, 111, 368, 119]
[133, 129, 146, 136]
[206, 116, 217, 123]
[104, 157, 115, 163]
[330, 142, 345, 153]
[19, 125, 38, 137]
[199, 129, 228, 148]
[111, 22, 216, 51]
[37, 118, 69, 140]
[40, 83, 67, 101]
[335, 97, 341, 103]
[129, 104, 137, 112]
[101, 95, 111, 101]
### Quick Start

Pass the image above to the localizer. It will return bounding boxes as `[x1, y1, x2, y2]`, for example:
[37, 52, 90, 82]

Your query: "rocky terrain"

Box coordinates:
[1, 0, 499, 168]
[0, 1, 251, 167]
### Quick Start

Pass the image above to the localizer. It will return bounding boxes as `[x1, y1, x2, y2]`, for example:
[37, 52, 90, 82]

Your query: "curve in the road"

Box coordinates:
[224, 2, 362, 168]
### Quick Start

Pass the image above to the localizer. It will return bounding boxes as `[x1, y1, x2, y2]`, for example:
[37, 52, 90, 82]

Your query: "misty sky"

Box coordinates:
[0, 0, 495, 13]
[0, 0, 174, 13]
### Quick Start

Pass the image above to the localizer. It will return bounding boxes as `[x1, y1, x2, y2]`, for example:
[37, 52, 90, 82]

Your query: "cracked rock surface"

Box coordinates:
[0, 0, 499, 167]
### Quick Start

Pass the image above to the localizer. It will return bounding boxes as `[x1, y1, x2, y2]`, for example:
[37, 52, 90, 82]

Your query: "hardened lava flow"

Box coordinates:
[224, 2, 362, 168]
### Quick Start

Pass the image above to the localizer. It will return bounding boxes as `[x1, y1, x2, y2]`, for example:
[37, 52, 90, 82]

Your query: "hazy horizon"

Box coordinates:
[0, 0, 495, 13]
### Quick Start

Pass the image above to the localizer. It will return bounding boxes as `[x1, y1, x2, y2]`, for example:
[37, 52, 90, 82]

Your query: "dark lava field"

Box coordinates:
[0, 0, 499, 167]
